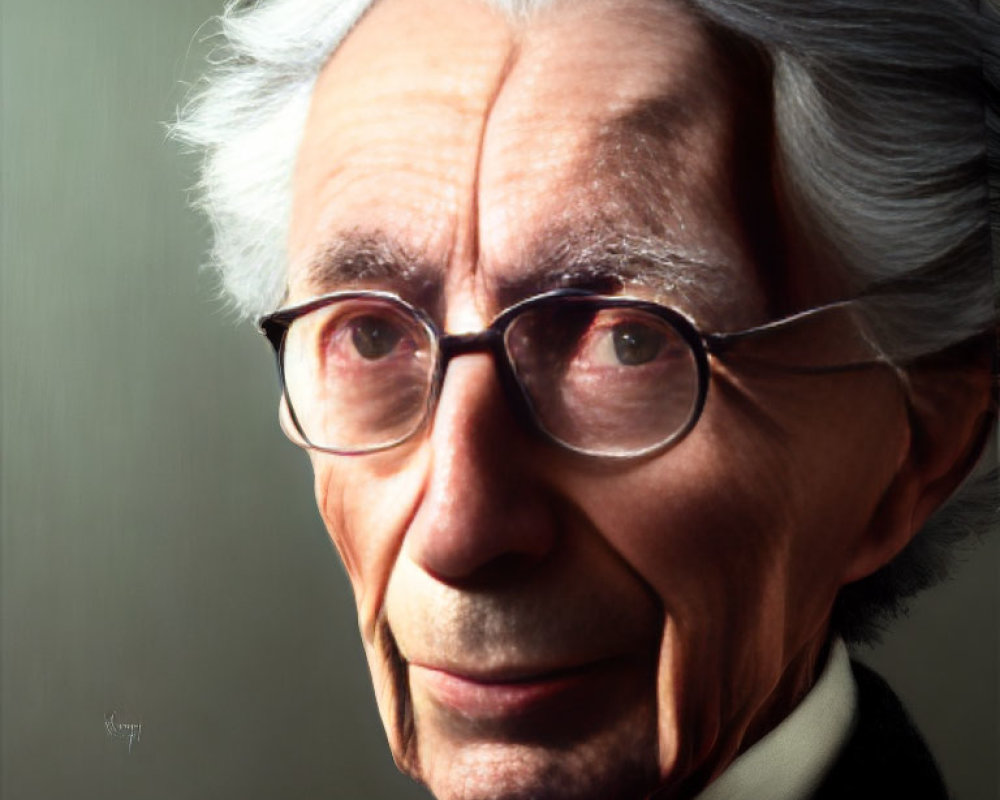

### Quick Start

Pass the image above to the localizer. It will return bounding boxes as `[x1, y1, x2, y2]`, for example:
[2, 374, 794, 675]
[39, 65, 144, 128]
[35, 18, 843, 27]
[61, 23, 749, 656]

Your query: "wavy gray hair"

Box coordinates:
[174, 0, 1000, 643]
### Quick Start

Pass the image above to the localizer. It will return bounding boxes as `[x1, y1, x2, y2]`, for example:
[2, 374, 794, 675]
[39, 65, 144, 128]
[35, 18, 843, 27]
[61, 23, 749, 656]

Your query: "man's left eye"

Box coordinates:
[610, 321, 665, 366]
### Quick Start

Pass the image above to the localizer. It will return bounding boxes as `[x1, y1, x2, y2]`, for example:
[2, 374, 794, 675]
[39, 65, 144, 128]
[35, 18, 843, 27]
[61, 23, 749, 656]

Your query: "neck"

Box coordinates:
[742, 634, 831, 752]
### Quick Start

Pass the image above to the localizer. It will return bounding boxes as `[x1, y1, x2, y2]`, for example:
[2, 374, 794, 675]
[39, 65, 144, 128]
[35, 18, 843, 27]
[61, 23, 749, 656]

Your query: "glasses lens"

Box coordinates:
[281, 297, 435, 452]
[506, 301, 700, 455]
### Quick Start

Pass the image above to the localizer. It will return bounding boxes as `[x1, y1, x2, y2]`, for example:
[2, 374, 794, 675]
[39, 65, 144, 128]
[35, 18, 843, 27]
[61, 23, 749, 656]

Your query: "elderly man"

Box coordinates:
[176, 0, 998, 797]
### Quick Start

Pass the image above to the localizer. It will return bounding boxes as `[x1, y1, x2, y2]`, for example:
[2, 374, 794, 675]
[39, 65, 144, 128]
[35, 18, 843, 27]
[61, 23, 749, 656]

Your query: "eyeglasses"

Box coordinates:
[258, 288, 893, 458]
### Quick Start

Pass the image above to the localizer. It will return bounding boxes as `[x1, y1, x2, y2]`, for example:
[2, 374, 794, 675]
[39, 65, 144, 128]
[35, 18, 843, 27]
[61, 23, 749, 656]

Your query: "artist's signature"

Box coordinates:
[105, 712, 142, 753]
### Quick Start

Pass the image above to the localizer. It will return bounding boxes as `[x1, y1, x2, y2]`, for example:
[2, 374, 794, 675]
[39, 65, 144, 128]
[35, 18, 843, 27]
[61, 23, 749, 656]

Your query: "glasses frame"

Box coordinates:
[259, 288, 891, 459]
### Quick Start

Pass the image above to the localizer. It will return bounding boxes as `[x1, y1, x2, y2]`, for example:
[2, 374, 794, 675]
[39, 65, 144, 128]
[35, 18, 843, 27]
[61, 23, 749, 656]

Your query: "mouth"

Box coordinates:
[407, 656, 647, 738]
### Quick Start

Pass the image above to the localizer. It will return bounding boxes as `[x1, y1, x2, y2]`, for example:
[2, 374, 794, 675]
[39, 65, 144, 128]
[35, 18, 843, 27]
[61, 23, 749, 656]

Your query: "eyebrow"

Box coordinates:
[493, 223, 738, 322]
[303, 231, 441, 303]
[302, 224, 737, 327]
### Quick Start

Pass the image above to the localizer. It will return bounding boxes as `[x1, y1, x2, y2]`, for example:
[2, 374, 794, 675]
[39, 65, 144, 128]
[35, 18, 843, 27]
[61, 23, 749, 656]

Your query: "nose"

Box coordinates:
[403, 352, 559, 583]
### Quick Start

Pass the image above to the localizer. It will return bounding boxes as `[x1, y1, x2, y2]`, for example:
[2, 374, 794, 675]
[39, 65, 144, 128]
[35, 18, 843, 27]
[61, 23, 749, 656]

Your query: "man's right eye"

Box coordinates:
[348, 315, 404, 360]
[315, 309, 415, 370]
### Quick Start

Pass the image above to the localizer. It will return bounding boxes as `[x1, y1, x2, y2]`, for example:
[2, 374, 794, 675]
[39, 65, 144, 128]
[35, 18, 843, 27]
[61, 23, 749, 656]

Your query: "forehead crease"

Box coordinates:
[289, 0, 521, 284]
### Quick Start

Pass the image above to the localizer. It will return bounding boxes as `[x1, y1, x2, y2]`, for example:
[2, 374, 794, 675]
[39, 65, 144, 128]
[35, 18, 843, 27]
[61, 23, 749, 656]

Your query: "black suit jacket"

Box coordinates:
[812, 661, 948, 799]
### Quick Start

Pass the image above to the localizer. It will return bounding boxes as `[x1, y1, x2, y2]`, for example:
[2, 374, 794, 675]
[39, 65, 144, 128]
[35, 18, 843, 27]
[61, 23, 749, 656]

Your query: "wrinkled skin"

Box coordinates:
[281, 0, 960, 798]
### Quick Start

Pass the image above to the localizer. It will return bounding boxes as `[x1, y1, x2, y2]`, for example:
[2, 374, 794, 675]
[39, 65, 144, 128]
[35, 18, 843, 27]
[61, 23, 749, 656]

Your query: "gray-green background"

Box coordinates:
[1, 2, 996, 798]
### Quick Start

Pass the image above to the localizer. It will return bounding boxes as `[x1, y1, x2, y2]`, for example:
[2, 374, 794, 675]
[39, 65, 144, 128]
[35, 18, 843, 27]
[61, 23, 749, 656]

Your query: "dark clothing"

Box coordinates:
[813, 662, 948, 799]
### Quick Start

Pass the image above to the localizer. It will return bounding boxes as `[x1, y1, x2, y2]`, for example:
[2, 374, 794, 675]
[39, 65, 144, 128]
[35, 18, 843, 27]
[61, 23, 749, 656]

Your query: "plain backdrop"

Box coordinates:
[1, 1, 996, 798]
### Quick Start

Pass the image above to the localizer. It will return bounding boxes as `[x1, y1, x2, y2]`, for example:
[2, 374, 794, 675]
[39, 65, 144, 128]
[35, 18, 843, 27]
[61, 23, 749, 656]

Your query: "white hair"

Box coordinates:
[173, 0, 1000, 642]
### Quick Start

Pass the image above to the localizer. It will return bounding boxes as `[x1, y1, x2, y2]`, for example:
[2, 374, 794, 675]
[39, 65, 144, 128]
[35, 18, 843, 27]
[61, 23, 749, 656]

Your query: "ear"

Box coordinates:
[843, 337, 996, 583]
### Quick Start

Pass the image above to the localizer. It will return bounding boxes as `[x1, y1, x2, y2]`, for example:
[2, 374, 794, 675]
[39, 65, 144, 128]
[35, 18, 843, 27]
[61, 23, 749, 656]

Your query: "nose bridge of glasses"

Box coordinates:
[435, 327, 538, 433]
[438, 328, 504, 360]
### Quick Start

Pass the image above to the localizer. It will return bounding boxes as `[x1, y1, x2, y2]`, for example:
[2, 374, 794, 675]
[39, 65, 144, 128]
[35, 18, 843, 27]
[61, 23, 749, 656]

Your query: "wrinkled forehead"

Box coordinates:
[289, 0, 772, 327]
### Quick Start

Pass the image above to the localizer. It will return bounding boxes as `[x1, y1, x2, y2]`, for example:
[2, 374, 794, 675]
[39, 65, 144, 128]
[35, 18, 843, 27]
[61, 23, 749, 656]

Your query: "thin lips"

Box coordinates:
[408, 655, 624, 685]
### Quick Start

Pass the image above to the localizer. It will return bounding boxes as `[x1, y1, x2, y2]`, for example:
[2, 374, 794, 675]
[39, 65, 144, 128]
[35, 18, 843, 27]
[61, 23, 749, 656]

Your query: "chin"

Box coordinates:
[400, 665, 662, 800]
[412, 720, 661, 800]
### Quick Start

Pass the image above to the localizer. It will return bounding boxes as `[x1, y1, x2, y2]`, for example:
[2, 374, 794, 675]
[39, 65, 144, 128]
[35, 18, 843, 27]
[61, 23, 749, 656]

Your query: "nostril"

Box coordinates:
[457, 550, 554, 588]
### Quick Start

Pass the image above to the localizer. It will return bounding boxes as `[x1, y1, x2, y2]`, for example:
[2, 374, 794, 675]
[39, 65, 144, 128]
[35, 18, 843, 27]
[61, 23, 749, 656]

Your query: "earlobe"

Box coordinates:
[843, 340, 996, 584]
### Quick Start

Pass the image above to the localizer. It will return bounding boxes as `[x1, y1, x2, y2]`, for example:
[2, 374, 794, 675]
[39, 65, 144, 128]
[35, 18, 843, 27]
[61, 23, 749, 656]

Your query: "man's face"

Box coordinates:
[285, 0, 911, 797]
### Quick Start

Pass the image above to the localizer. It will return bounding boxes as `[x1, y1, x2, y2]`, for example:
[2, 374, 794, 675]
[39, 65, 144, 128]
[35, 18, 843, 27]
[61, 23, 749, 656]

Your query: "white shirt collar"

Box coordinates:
[693, 639, 857, 800]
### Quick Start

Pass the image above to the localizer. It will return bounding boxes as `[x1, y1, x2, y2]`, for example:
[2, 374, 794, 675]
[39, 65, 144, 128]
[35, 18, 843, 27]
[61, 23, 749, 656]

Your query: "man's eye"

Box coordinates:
[578, 316, 671, 369]
[349, 315, 404, 360]
[611, 322, 664, 366]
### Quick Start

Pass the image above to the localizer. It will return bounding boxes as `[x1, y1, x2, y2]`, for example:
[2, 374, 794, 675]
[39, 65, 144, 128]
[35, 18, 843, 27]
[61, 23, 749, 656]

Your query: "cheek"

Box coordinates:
[561, 435, 797, 775]
[569, 424, 791, 624]
[311, 446, 430, 642]
[557, 374, 907, 773]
